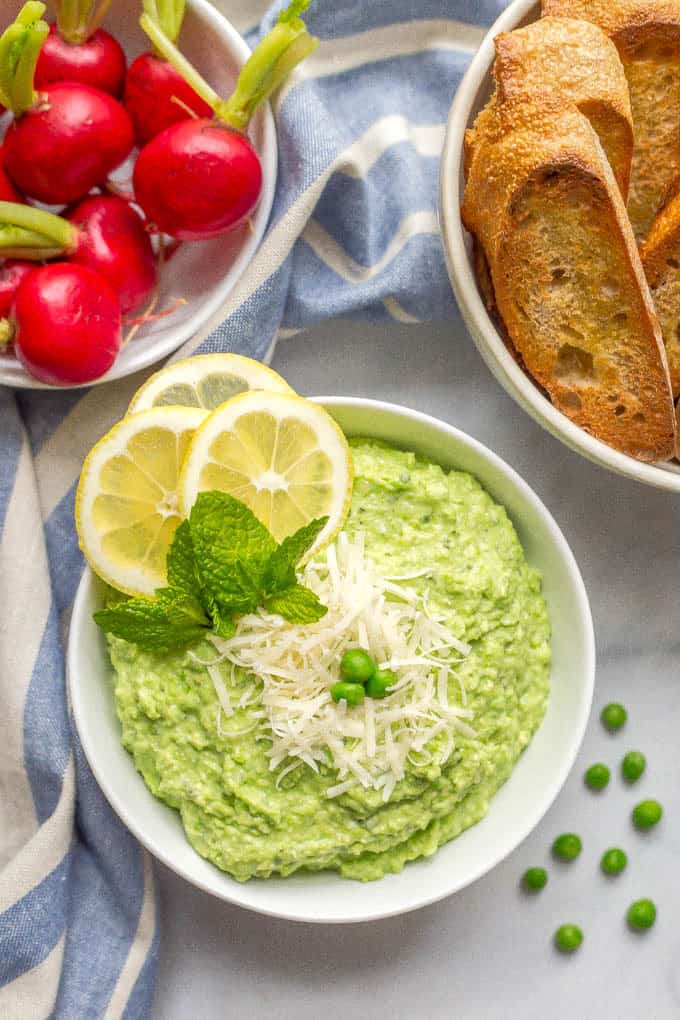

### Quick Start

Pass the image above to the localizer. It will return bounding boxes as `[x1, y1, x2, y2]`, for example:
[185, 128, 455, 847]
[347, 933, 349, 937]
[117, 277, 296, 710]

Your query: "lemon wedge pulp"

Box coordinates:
[76, 406, 208, 596]
[179, 392, 353, 556]
[127, 353, 294, 413]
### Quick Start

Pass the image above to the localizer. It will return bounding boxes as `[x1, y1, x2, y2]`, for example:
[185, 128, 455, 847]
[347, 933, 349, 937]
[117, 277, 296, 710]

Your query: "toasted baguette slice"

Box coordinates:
[465, 19, 633, 198]
[463, 101, 676, 460]
[492, 17, 633, 199]
[641, 187, 680, 395]
[463, 18, 636, 376]
[542, 0, 680, 241]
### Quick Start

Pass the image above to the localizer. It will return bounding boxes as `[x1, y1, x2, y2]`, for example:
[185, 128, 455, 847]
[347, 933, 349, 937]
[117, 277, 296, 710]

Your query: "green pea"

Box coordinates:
[584, 763, 610, 791]
[601, 848, 627, 875]
[523, 867, 548, 892]
[601, 702, 627, 732]
[554, 924, 583, 953]
[552, 833, 582, 861]
[365, 668, 397, 699]
[330, 681, 365, 706]
[340, 648, 376, 684]
[632, 799, 663, 830]
[627, 899, 656, 931]
[622, 751, 646, 783]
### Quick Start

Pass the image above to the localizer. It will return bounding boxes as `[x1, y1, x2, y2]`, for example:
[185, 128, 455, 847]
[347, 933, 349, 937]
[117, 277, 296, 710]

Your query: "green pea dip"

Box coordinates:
[108, 439, 551, 881]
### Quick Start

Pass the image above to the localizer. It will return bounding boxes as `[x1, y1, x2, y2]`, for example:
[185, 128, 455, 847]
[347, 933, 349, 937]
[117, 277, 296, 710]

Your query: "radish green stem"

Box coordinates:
[143, 0, 185, 46]
[0, 26, 29, 107]
[220, 9, 317, 132]
[0, 232, 64, 259]
[139, 0, 318, 132]
[0, 3, 49, 116]
[17, 1, 45, 27]
[0, 201, 77, 256]
[55, 0, 113, 44]
[13, 18, 48, 113]
[139, 13, 221, 112]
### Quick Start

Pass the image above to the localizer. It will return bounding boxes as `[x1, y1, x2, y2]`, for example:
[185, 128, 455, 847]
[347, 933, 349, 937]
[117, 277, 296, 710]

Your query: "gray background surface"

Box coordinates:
[152, 316, 680, 1019]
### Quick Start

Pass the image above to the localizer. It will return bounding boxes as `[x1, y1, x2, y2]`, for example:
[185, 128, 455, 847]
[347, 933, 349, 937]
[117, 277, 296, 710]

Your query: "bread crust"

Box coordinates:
[542, 0, 680, 240]
[493, 17, 634, 198]
[542, 0, 680, 57]
[641, 187, 680, 395]
[463, 94, 676, 460]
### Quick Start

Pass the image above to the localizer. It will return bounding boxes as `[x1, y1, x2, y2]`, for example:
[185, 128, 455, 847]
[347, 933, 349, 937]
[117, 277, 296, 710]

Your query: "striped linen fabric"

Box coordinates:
[0, 0, 499, 1015]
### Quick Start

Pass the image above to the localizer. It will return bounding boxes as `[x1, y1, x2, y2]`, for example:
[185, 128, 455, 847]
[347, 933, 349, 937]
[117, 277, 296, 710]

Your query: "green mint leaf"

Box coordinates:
[155, 587, 209, 627]
[202, 558, 261, 617]
[210, 604, 237, 640]
[94, 596, 207, 652]
[189, 492, 277, 614]
[263, 516, 328, 595]
[102, 582, 129, 608]
[264, 583, 327, 624]
[166, 520, 199, 598]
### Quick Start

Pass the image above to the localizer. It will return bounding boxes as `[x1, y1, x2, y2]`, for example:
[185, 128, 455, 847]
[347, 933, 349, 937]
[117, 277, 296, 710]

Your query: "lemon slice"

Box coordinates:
[179, 392, 353, 554]
[76, 407, 208, 596]
[127, 354, 294, 414]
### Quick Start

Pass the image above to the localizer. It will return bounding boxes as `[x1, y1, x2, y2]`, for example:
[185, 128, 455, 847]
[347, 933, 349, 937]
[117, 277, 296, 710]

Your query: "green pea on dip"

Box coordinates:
[108, 440, 551, 881]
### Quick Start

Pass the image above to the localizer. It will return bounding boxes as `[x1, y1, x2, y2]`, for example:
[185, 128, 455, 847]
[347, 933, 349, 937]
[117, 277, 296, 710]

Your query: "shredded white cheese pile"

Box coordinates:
[193, 532, 475, 802]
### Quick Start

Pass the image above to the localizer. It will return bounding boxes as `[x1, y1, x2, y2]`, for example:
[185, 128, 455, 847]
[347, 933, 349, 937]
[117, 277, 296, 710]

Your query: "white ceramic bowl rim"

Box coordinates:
[0, 0, 277, 390]
[68, 397, 595, 923]
[439, 0, 680, 493]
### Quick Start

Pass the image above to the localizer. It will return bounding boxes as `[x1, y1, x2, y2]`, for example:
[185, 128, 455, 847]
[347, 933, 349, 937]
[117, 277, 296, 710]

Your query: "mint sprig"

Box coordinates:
[165, 520, 199, 597]
[93, 590, 209, 652]
[265, 583, 326, 623]
[94, 492, 329, 652]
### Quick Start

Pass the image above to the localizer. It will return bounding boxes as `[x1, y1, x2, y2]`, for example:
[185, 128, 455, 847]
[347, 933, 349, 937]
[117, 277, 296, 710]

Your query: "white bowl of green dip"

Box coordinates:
[68, 397, 595, 923]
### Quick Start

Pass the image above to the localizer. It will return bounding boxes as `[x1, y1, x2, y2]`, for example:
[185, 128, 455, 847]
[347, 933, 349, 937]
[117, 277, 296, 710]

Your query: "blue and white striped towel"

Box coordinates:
[0, 1, 500, 1015]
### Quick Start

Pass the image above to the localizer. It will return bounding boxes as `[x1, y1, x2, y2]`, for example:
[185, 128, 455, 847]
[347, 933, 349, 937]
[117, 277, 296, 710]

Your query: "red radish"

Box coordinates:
[36, 24, 126, 97]
[125, 53, 211, 145]
[66, 196, 156, 313]
[135, 119, 262, 241]
[0, 4, 133, 205]
[124, 0, 210, 145]
[0, 198, 157, 314]
[0, 260, 35, 319]
[133, 0, 317, 240]
[0, 147, 24, 203]
[5, 81, 134, 205]
[13, 262, 121, 384]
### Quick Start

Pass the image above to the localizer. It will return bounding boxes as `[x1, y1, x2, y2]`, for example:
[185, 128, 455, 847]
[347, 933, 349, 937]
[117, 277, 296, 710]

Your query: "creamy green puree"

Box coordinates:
[108, 440, 551, 882]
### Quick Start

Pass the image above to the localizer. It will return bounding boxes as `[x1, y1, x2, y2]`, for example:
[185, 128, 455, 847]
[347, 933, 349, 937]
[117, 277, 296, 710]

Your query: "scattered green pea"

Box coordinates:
[627, 899, 656, 931]
[601, 848, 627, 875]
[339, 648, 376, 684]
[552, 833, 582, 861]
[601, 702, 627, 732]
[365, 668, 396, 700]
[584, 763, 610, 791]
[632, 799, 663, 830]
[330, 681, 365, 706]
[523, 867, 548, 892]
[622, 751, 646, 783]
[554, 924, 583, 953]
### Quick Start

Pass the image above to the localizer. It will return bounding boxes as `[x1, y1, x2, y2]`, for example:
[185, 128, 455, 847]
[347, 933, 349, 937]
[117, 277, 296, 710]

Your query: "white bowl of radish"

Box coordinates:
[0, 0, 282, 389]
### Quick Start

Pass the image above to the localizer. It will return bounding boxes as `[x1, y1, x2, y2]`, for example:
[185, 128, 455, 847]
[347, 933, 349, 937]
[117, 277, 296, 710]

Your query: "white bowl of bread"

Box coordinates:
[440, 0, 680, 490]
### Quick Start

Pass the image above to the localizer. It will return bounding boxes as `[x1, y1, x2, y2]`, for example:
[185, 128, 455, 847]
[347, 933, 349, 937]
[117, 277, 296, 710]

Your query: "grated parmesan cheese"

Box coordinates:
[203, 533, 474, 801]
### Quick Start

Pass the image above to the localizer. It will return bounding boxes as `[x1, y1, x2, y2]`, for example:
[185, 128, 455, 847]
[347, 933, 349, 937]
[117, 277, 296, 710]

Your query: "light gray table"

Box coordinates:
[154, 316, 680, 1019]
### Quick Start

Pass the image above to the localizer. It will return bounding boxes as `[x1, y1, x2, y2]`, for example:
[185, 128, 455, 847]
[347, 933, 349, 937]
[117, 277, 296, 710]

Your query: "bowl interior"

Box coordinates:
[439, 0, 680, 492]
[0, 0, 277, 389]
[68, 398, 594, 923]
